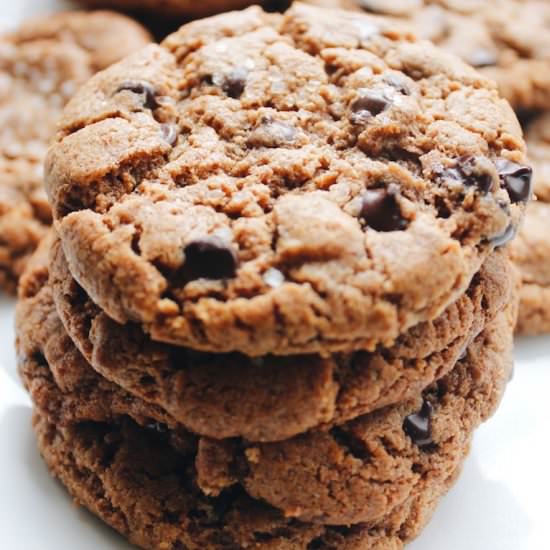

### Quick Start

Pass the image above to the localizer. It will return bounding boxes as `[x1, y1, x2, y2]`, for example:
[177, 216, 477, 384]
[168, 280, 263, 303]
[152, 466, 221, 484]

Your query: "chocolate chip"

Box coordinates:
[495, 159, 533, 204]
[403, 399, 434, 449]
[182, 237, 238, 281]
[222, 67, 248, 99]
[468, 48, 498, 68]
[446, 156, 495, 194]
[116, 80, 159, 110]
[160, 123, 178, 146]
[489, 224, 516, 248]
[360, 186, 408, 232]
[350, 91, 391, 124]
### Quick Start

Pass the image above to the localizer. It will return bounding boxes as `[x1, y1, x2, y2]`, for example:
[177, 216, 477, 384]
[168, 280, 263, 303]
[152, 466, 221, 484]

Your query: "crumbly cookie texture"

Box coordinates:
[22, 299, 514, 532]
[304, 0, 550, 111]
[43, 233, 513, 441]
[46, 3, 529, 355]
[0, 11, 151, 293]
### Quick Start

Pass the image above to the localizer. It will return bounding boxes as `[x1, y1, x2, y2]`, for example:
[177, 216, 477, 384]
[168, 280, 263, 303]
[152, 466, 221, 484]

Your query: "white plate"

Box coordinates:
[1, 1, 549, 548]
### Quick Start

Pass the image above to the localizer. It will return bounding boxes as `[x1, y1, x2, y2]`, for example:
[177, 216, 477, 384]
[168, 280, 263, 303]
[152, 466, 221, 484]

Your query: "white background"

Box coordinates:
[0, 1, 549, 549]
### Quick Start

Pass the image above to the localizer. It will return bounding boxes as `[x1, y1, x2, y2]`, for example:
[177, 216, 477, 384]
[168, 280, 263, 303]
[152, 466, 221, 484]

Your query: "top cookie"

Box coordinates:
[305, 0, 550, 112]
[46, 3, 529, 356]
[0, 11, 151, 292]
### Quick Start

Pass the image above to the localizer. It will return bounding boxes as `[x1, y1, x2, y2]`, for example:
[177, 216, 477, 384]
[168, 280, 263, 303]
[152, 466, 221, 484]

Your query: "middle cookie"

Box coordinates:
[28, 233, 515, 443]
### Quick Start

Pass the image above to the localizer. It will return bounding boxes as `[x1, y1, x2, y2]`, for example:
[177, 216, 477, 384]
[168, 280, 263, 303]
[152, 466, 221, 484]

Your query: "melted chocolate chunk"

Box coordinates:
[350, 91, 391, 124]
[496, 159, 533, 203]
[403, 399, 433, 449]
[222, 68, 248, 99]
[116, 80, 159, 110]
[490, 224, 516, 248]
[468, 48, 498, 68]
[182, 238, 238, 281]
[360, 187, 408, 232]
[447, 156, 495, 194]
[161, 123, 178, 146]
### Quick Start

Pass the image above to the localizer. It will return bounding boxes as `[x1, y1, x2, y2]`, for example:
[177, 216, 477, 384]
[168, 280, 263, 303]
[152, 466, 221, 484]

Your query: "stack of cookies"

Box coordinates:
[16, 4, 531, 549]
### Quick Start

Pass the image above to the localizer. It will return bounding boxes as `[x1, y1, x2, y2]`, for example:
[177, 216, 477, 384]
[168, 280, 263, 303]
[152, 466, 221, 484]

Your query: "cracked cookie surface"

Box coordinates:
[0, 11, 151, 293]
[41, 233, 513, 441]
[45, 3, 528, 355]
[304, 0, 550, 111]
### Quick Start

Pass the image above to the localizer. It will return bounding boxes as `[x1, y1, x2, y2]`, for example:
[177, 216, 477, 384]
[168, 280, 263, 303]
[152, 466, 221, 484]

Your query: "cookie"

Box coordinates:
[21, 230, 512, 442]
[18, 251, 516, 526]
[33, 411, 461, 550]
[0, 11, 151, 293]
[509, 114, 550, 335]
[524, 113, 550, 202]
[45, 3, 529, 355]
[304, 0, 550, 111]
[43, 233, 514, 441]
[511, 201, 550, 334]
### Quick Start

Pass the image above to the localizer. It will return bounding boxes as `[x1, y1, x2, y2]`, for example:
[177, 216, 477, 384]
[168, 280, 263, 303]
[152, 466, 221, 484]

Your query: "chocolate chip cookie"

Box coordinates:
[45, 3, 529, 356]
[33, 411, 460, 549]
[0, 11, 151, 293]
[304, 0, 550, 112]
[21, 295, 515, 532]
[44, 233, 514, 441]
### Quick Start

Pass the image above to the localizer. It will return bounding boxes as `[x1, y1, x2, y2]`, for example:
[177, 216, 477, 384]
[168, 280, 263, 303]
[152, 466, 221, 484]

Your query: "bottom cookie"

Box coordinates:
[34, 410, 462, 550]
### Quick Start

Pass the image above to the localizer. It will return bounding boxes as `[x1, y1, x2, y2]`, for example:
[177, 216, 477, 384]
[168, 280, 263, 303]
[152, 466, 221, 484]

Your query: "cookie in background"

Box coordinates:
[512, 113, 550, 335]
[303, 0, 550, 112]
[0, 10, 151, 293]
